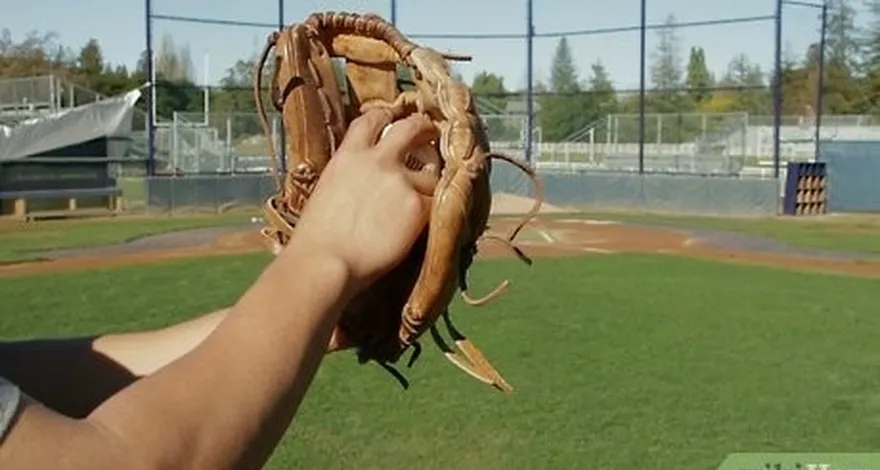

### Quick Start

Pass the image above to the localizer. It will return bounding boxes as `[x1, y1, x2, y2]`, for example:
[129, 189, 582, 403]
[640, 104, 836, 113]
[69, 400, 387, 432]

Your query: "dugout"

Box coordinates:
[0, 87, 143, 218]
[0, 136, 131, 216]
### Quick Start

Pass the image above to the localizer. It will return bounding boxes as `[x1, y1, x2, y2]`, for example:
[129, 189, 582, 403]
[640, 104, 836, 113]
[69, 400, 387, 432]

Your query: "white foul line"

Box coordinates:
[581, 247, 615, 254]
[536, 228, 556, 244]
[533, 227, 615, 254]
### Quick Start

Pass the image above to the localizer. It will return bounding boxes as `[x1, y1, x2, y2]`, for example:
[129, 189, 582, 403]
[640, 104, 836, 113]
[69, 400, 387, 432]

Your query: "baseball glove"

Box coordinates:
[253, 11, 543, 393]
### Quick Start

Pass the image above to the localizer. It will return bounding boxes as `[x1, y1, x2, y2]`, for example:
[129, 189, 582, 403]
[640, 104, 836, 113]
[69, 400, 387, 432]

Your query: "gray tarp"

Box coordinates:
[0, 87, 142, 160]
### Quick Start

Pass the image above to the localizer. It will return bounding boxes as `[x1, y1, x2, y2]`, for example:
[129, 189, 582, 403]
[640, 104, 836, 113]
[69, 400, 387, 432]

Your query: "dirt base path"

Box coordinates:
[489, 217, 880, 278]
[2, 194, 879, 279]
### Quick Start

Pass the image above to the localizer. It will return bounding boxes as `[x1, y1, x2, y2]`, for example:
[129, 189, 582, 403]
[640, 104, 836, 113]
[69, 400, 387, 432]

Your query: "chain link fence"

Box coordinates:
[531, 111, 880, 175]
[118, 174, 275, 214]
[157, 111, 283, 174]
[534, 112, 750, 174]
[116, 165, 779, 217]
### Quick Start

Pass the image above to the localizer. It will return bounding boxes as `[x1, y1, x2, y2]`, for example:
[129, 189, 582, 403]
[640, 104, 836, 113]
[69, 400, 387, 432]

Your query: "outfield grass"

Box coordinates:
[2, 253, 879, 469]
[0, 212, 258, 263]
[555, 211, 880, 257]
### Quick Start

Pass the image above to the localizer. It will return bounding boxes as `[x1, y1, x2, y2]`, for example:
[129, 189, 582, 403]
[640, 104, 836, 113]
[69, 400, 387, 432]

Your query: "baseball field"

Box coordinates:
[2, 195, 880, 470]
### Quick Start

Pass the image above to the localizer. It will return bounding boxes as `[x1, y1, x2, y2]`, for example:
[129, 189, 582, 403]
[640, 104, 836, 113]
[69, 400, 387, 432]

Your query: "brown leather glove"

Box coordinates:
[253, 11, 543, 393]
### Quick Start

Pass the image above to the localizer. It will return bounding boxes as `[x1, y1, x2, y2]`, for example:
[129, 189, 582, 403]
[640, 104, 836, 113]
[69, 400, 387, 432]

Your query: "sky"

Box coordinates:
[4, 0, 853, 93]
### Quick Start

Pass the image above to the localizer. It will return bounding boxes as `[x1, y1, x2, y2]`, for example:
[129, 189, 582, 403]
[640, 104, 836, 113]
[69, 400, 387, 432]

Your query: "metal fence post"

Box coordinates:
[772, 0, 784, 179]
[638, 0, 647, 174]
[145, 0, 156, 177]
[525, 0, 535, 163]
[814, 2, 828, 160]
[277, 0, 287, 176]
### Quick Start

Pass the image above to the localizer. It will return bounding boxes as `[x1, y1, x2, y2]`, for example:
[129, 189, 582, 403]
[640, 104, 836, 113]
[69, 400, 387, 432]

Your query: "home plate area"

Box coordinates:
[484, 207, 880, 279]
[481, 216, 684, 259]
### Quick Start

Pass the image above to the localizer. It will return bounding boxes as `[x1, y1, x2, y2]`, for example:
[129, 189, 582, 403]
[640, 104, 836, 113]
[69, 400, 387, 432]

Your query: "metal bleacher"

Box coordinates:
[0, 75, 63, 126]
[527, 112, 880, 176]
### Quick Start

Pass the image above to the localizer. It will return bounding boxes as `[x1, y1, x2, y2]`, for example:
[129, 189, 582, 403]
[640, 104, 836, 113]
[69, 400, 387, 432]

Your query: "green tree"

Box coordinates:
[855, 0, 880, 113]
[71, 39, 136, 99]
[819, 0, 861, 113]
[645, 13, 694, 142]
[146, 34, 202, 120]
[826, 0, 860, 71]
[76, 38, 103, 78]
[537, 36, 593, 141]
[471, 71, 507, 110]
[648, 13, 686, 113]
[0, 29, 73, 77]
[685, 46, 713, 104]
[584, 60, 618, 122]
[775, 45, 812, 116]
[720, 53, 769, 114]
[470, 71, 518, 141]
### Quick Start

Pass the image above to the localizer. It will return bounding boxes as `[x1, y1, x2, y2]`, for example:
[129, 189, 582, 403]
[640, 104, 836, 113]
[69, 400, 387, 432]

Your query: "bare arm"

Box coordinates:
[0, 309, 229, 417]
[0, 110, 438, 470]
[0, 303, 350, 418]
[0, 241, 356, 470]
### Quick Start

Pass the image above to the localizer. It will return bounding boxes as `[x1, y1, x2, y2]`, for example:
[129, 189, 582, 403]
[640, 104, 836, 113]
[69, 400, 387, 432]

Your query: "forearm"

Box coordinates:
[93, 308, 229, 376]
[86, 242, 356, 469]
[0, 309, 229, 417]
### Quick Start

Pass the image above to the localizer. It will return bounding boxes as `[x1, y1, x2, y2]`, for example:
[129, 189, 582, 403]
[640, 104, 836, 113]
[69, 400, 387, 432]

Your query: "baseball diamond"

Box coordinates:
[4, 2, 880, 469]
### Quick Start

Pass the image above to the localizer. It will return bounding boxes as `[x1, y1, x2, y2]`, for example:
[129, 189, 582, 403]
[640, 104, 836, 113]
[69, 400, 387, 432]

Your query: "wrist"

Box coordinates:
[276, 235, 361, 303]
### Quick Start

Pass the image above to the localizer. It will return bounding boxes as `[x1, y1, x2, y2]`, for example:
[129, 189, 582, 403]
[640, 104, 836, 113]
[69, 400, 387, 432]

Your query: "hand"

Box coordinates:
[284, 109, 441, 293]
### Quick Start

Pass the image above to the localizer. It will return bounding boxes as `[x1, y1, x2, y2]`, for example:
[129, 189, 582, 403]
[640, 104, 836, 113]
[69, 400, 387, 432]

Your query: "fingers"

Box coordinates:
[402, 148, 442, 196]
[377, 115, 442, 196]
[339, 111, 441, 196]
[373, 114, 439, 162]
[337, 108, 394, 152]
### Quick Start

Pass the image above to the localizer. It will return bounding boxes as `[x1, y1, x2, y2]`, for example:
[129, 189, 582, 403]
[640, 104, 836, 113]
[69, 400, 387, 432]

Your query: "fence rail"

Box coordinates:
[137, 111, 880, 177]
[116, 163, 780, 217]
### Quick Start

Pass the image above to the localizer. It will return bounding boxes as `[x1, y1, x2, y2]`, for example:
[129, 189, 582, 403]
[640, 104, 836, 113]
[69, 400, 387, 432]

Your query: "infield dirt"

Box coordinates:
[1, 193, 878, 279]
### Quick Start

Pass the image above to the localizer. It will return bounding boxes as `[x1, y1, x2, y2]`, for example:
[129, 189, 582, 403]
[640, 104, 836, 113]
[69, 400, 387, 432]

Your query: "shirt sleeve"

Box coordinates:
[0, 376, 22, 443]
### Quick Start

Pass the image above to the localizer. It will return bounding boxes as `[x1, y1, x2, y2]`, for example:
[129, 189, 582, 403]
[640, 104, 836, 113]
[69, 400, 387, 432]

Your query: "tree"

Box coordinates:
[649, 12, 685, 113]
[73, 38, 134, 98]
[0, 28, 73, 77]
[155, 33, 194, 83]
[470, 71, 518, 141]
[537, 36, 593, 141]
[548, 37, 579, 93]
[77, 38, 103, 78]
[8, 22, 880, 164]
[585, 60, 618, 121]
[646, 13, 693, 142]
[825, 0, 860, 71]
[471, 71, 507, 111]
[719, 53, 769, 114]
[855, 0, 880, 112]
[685, 46, 713, 104]
[819, 0, 861, 113]
[134, 49, 150, 79]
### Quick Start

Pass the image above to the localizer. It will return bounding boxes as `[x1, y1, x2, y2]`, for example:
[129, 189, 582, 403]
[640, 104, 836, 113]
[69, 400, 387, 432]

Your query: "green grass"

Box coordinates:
[549, 211, 880, 257]
[3, 253, 880, 469]
[0, 212, 258, 263]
